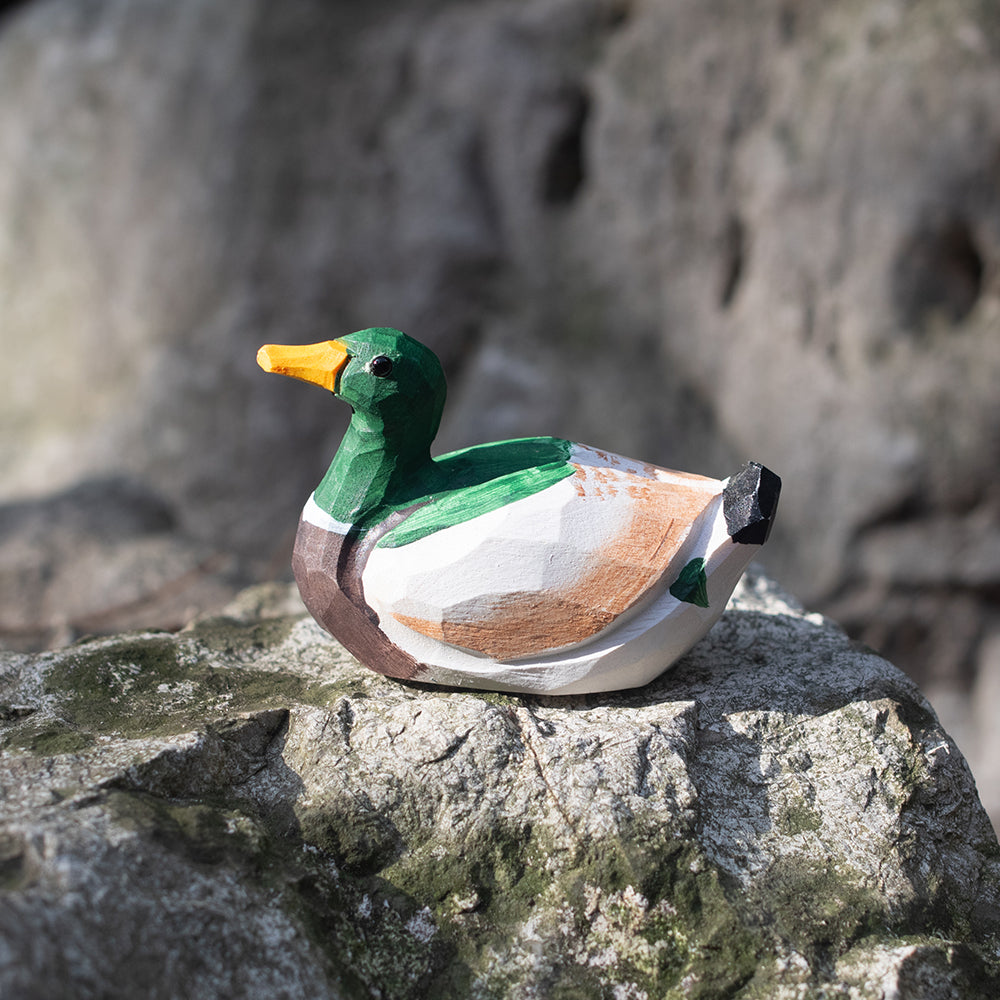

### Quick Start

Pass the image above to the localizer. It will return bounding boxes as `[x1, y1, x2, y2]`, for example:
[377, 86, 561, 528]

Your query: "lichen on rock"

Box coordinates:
[1, 571, 998, 998]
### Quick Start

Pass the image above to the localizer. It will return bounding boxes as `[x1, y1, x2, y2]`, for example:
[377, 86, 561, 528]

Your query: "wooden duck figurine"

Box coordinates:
[257, 328, 780, 696]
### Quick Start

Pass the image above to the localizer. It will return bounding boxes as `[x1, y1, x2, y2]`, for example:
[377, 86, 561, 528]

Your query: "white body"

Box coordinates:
[304, 444, 759, 696]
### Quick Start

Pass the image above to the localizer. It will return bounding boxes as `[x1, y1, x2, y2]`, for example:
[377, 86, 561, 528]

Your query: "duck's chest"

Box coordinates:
[291, 497, 426, 680]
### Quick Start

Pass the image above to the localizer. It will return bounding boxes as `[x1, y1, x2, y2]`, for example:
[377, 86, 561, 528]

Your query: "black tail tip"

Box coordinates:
[723, 462, 781, 546]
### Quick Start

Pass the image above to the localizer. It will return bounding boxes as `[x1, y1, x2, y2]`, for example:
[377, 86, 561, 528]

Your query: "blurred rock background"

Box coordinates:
[0, 0, 998, 821]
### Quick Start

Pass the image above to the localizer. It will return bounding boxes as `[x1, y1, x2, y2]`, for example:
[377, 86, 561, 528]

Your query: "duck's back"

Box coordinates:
[363, 443, 723, 661]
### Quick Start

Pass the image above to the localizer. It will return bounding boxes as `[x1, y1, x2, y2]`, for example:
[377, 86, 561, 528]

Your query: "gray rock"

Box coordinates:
[1, 571, 998, 998]
[0, 478, 246, 651]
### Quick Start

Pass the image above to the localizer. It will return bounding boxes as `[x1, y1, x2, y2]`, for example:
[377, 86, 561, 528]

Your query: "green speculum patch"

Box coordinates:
[669, 558, 710, 608]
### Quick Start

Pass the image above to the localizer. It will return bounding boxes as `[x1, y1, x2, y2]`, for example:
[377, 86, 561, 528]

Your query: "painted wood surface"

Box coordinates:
[258, 327, 781, 694]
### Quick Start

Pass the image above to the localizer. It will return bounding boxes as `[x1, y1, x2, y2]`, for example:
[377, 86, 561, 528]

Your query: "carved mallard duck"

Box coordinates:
[257, 328, 779, 695]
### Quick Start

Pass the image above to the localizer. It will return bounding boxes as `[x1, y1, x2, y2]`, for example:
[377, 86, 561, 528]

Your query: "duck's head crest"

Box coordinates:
[337, 327, 444, 420]
[258, 327, 446, 436]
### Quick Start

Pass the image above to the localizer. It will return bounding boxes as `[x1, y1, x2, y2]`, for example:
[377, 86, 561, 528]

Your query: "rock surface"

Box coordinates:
[0, 477, 247, 651]
[1, 571, 998, 998]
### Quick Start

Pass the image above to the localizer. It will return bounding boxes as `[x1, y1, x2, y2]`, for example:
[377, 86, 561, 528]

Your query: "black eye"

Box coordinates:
[369, 355, 393, 377]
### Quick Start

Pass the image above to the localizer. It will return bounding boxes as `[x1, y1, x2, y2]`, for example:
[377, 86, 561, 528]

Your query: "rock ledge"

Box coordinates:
[1, 571, 998, 999]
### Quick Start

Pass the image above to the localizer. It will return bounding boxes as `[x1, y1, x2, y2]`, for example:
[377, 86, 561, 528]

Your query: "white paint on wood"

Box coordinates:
[301, 494, 351, 535]
[419, 493, 752, 695]
[361, 447, 746, 692]
[570, 442, 716, 487]
[363, 473, 625, 632]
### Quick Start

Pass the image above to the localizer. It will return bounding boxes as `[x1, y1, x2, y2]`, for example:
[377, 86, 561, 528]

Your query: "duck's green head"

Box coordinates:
[257, 327, 446, 442]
